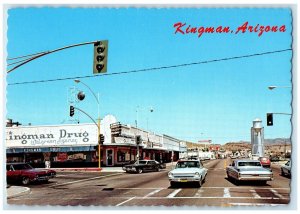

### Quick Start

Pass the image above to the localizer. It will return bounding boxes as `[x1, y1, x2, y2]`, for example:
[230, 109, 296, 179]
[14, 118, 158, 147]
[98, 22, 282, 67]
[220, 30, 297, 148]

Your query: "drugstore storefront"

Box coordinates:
[6, 123, 99, 168]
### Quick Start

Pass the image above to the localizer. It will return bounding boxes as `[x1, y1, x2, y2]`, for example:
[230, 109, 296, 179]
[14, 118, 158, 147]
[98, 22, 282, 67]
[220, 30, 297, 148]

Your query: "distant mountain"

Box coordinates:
[221, 138, 291, 152]
[264, 138, 291, 145]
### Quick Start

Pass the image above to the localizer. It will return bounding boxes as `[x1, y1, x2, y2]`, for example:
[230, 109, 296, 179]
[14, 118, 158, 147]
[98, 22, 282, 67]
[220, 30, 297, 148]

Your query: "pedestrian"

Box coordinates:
[45, 160, 51, 169]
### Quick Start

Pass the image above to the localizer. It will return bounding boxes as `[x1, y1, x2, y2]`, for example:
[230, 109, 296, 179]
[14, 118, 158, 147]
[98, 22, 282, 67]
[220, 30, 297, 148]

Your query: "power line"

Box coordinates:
[8, 48, 292, 86]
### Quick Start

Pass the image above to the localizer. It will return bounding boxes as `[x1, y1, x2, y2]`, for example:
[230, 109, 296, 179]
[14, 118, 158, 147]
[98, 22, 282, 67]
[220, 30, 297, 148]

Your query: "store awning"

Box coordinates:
[6, 146, 96, 154]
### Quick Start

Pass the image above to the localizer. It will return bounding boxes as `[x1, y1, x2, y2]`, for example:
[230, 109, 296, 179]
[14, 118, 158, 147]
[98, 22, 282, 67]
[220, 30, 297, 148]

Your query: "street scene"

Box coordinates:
[7, 159, 291, 207]
[3, 5, 295, 210]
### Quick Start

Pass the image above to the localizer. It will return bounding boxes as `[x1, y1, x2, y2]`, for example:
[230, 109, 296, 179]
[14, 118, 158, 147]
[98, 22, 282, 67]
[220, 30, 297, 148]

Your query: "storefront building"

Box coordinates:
[6, 115, 186, 167]
[6, 123, 99, 168]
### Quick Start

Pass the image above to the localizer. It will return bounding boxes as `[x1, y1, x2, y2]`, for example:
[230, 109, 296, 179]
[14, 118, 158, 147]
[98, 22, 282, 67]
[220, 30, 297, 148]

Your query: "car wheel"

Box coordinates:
[198, 176, 202, 187]
[281, 168, 285, 176]
[260, 181, 267, 185]
[22, 177, 30, 185]
[41, 179, 49, 184]
[156, 167, 160, 172]
[234, 179, 239, 186]
[226, 171, 231, 180]
[137, 168, 143, 174]
[170, 181, 176, 187]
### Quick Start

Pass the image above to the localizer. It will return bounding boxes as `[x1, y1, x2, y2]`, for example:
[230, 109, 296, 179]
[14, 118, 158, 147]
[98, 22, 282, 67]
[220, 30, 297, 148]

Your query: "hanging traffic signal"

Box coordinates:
[267, 113, 273, 126]
[70, 105, 75, 117]
[93, 40, 108, 74]
[99, 134, 105, 144]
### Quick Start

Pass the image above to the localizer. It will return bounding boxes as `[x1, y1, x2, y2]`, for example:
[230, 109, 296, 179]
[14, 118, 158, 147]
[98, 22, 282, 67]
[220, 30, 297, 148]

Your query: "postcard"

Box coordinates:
[4, 5, 295, 210]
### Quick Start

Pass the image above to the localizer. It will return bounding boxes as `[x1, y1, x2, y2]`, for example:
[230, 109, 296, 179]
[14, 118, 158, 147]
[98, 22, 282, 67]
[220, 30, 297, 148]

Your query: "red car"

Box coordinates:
[259, 157, 271, 168]
[6, 163, 56, 185]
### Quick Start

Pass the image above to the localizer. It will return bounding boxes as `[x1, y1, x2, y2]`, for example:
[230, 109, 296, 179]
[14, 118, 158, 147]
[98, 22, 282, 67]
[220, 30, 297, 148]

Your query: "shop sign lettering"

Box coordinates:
[5, 124, 98, 148]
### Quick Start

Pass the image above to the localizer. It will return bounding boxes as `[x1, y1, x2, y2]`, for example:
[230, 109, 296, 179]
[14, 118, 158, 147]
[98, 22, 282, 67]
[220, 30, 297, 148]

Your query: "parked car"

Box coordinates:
[259, 157, 271, 168]
[168, 159, 208, 187]
[226, 159, 273, 185]
[281, 160, 291, 177]
[122, 160, 164, 173]
[270, 156, 280, 162]
[6, 162, 56, 185]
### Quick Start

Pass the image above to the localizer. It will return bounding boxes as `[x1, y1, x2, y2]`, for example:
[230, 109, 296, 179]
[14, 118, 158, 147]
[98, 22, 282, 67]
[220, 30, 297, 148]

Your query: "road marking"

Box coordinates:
[143, 188, 163, 198]
[48, 173, 123, 188]
[270, 189, 284, 199]
[250, 189, 261, 198]
[200, 187, 289, 190]
[118, 187, 161, 190]
[223, 188, 231, 198]
[134, 196, 289, 200]
[229, 203, 288, 206]
[115, 197, 136, 206]
[195, 189, 204, 197]
[166, 189, 182, 198]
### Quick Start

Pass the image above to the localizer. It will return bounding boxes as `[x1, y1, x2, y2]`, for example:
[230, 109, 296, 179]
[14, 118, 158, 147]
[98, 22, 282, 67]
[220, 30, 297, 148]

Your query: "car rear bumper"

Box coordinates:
[238, 176, 273, 181]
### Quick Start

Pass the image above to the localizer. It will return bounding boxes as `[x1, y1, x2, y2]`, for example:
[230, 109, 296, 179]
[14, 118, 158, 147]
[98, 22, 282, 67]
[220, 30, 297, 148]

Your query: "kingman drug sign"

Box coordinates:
[6, 124, 98, 148]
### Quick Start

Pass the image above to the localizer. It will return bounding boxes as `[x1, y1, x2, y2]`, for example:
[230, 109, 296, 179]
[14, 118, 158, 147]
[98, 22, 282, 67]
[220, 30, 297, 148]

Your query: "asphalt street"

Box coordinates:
[6, 159, 291, 207]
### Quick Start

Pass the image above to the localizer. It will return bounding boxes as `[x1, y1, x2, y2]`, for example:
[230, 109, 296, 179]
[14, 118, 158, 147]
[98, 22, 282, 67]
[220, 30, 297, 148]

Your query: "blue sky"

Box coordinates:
[5, 7, 293, 144]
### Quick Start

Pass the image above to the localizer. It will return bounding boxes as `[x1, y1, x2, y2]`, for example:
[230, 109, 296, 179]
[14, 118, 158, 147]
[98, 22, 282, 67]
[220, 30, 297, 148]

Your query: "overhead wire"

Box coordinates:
[7, 48, 292, 86]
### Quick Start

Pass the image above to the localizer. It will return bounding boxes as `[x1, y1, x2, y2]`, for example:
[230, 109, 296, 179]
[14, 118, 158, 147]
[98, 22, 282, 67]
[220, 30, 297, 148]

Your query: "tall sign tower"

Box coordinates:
[251, 118, 264, 157]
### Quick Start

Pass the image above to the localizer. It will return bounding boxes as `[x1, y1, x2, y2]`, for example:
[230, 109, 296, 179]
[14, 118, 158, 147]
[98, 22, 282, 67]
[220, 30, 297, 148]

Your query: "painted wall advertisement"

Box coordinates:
[6, 124, 98, 148]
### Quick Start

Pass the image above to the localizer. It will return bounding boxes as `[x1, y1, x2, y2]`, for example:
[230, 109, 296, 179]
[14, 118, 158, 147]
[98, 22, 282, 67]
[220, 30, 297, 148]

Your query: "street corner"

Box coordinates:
[6, 185, 31, 199]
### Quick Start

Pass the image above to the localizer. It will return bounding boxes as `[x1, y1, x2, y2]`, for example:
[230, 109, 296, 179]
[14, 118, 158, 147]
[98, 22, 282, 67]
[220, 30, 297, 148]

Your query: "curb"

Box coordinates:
[38, 168, 102, 172]
[7, 186, 31, 199]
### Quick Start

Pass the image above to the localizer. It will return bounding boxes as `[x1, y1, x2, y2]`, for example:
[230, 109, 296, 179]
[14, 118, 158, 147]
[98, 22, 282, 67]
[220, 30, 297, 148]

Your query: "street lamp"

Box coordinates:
[135, 106, 154, 129]
[74, 79, 101, 169]
[268, 85, 291, 90]
[135, 106, 154, 161]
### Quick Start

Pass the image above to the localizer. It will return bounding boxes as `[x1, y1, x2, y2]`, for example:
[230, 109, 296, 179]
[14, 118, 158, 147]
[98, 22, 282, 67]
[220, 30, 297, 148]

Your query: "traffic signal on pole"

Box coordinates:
[93, 40, 108, 74]
[136, 135, 141, 145]
[100, 134, 105, 144]
[70, 105, 75, 117]
[267, 113, 273, 126]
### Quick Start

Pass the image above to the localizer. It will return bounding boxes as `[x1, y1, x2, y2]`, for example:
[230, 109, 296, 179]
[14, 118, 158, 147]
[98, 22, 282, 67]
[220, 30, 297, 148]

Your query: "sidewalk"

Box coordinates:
[6, 185, 31, 199]
[40, 167, 125, 172]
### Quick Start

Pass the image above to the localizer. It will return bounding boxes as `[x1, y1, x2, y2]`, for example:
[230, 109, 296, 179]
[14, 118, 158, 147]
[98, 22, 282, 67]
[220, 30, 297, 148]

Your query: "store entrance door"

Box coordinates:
[106, 149, 114, 166]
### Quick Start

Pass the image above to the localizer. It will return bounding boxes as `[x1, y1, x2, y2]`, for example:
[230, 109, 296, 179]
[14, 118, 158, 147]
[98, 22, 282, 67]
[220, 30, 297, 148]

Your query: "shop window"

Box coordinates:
[117, 151, 126, 162]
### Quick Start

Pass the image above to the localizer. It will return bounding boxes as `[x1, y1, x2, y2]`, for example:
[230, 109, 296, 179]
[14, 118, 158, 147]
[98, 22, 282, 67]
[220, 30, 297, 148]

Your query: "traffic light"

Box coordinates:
[267, 113, 273, 126]
[70, 105, 75, 117]
[99, 134, 105, 144]
[136, 135, 141, 145]
[93, 40, 108, 74]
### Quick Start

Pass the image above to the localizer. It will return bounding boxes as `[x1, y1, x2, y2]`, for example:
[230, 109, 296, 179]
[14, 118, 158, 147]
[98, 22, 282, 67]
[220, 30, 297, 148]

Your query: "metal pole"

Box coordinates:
[97, 93, 101, 169]
[136, 107, 139, 161]
[73, 80, 101, 169]
[98, 117, 101, 169]
[8, 41, 98, 73]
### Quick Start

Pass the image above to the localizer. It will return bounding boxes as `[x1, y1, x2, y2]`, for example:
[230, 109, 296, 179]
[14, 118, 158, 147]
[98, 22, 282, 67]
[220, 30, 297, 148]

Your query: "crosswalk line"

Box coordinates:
[167, 189, 182, 198]
[143, 188, 163, 198]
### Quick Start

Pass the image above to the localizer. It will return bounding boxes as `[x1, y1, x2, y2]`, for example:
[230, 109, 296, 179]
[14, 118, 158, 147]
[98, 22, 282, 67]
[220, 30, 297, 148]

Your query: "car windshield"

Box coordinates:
[176, 161, 201, 168]
[238, 162, 261, 167]
[135, 161, 147, 165]
[13, 164, 33, 170]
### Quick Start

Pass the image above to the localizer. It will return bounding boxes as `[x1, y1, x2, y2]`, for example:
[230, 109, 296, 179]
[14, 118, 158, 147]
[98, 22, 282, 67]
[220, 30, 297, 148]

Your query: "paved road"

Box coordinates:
[7, 159, 291, 207]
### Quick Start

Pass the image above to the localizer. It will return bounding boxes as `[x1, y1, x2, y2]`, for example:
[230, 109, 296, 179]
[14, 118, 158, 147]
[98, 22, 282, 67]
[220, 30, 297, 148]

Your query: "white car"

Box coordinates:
[226, 159, 273, 185]
[168, 160, 208, 187]
[281, 160, 291, 177]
